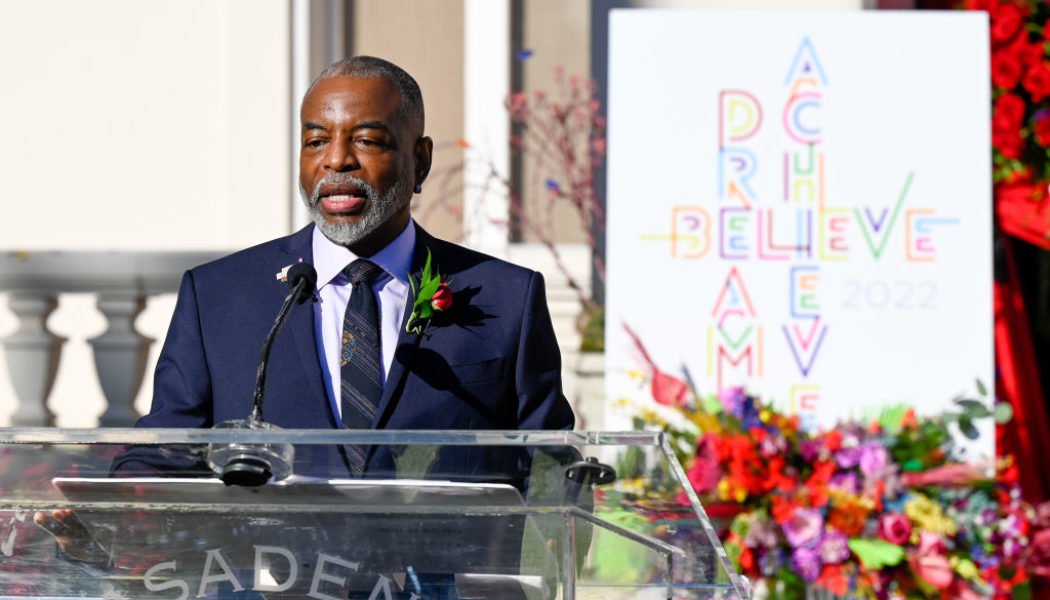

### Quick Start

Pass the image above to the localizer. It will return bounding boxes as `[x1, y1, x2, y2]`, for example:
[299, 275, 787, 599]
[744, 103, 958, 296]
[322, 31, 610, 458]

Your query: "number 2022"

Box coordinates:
[841, 280, 937, 310]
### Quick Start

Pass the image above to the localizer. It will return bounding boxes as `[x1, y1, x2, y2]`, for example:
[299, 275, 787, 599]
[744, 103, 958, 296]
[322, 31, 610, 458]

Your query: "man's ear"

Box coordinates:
[414, 136, 433, 188]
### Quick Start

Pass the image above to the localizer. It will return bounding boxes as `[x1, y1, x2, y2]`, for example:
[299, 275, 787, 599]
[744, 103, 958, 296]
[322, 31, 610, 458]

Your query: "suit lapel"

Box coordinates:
[271, 225, 334, 426]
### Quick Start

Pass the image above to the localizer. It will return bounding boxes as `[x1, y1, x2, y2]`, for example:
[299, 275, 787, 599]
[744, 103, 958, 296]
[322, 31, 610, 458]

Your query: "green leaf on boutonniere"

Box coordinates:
[405, 248, 449, 334]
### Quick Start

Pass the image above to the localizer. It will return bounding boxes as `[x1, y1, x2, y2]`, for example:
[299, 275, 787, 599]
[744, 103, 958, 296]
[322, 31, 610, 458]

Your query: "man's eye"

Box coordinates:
[355, 137, 385, 149]
[304, 139, 326, 148]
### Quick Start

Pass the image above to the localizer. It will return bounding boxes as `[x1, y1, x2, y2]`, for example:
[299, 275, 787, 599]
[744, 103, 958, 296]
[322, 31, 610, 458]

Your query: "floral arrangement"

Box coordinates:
[620, 329, 1049, 599]
[979, 0, 1050, 184]
[971, 0, 1050, 248]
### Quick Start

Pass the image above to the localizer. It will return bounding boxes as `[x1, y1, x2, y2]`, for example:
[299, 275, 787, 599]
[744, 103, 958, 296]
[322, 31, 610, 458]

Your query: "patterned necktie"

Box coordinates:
[340, 259, 384, 475]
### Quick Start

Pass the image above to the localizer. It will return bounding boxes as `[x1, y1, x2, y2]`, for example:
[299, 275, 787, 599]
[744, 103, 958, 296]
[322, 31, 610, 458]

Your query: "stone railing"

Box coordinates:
[0, 251, 224, 426]
[0, 246, 600, 429]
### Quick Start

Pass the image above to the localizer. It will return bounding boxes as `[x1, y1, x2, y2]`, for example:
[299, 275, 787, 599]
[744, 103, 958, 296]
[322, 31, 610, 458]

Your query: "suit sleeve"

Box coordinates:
[514, 271, 575, 431]
[111, 271, 215, 476]
[138, 270, 215, 428]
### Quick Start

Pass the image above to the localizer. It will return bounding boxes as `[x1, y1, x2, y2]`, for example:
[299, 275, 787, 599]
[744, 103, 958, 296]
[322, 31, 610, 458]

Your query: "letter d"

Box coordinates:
[254, 545, 298, 592]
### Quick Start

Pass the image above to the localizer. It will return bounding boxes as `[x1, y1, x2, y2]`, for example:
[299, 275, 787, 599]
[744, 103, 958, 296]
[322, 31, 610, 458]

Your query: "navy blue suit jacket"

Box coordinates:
[117, 224, 574, 480]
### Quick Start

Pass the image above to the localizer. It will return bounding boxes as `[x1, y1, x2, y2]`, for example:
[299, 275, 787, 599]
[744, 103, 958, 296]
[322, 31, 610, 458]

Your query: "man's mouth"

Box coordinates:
[321, 194, 366, 215]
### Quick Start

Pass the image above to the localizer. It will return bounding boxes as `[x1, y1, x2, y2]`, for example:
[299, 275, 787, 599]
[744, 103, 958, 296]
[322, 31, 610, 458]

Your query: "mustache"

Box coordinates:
[307, 174, 378, 205]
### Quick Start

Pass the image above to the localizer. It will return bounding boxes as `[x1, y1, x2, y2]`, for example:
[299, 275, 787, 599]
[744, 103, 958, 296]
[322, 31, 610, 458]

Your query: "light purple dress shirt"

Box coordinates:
[310, 221, 415, 424]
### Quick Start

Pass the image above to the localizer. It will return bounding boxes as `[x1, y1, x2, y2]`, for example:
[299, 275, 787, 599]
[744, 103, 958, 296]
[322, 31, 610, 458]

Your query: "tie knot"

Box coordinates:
[343, 259, 383, 285]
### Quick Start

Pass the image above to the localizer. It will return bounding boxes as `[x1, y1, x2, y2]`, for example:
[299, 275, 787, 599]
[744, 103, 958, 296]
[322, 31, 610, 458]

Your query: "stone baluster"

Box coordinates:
[2, 292, 62, 426]
[90, 292, 151, 427]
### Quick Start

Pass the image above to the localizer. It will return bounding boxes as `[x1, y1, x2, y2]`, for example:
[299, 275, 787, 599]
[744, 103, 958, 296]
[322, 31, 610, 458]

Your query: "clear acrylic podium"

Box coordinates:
[0, 429, 750, 599]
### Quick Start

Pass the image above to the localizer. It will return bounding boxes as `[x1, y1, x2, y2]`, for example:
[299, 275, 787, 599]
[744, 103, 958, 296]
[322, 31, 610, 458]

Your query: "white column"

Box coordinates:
[463, 0, 511, 257]
[90, 293, 150, 426]
[289, 0, 312, 232]
[2, 293, 60, 426]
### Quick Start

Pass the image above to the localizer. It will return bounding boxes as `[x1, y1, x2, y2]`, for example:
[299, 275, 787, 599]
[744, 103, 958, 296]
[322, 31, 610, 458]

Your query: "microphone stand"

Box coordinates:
[207, 263, 316, 486]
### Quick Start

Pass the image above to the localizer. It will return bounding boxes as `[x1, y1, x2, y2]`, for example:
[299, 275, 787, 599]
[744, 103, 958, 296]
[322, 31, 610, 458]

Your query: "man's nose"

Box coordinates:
[323, 139, 359, 171]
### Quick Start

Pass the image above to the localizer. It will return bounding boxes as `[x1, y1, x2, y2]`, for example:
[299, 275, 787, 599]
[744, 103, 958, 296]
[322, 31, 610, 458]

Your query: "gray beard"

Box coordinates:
[300, 174, 409, 247]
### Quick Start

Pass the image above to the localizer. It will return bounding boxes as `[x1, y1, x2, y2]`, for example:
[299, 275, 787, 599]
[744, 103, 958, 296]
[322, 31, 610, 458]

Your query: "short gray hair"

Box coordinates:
[309, 55, 425, 133]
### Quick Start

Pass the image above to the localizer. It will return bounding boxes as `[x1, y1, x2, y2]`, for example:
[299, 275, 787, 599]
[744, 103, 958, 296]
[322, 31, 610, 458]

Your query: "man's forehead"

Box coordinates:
[302, 76, 403, 118]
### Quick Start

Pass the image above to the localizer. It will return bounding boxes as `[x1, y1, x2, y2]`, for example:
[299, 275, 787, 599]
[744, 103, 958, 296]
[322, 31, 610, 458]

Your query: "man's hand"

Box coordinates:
[33, 509, 110, 565]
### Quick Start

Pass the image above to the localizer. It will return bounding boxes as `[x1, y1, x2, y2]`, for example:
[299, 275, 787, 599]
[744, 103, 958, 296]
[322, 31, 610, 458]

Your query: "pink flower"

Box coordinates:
[859, 443, 888, 477]
[651, 370, 689, 406]
[431, 283, 453, 312]
[781, 508, 824, 548]
[910, 532, 953, 590]
[877, 513, 912, 545]
[1028, 528, 1050, 578]
[718, 387, 746, 417]
[819, 531, 851, 565]
[1034, 500, 1050, 528]
[685, 434, 722, 493]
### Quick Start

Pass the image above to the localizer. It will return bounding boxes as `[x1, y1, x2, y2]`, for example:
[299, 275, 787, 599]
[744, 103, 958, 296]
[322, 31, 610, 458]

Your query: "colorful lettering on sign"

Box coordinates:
[708, 267, 763, 391]
[789, 383, 821, 429]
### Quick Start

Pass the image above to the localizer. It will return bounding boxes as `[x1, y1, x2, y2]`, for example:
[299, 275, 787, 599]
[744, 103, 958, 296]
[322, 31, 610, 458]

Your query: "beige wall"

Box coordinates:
[350, 0, 466, 243]
[0, 0, 292, 251]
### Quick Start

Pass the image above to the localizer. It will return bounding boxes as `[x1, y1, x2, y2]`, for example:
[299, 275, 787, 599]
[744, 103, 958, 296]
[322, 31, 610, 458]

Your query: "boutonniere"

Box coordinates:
[275, 259, 304, 282]
[406, 249, 452, 334]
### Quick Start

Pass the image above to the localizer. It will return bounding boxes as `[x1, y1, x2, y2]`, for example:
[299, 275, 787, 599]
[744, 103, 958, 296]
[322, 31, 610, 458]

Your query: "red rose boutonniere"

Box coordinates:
[406, 249, 452, 334]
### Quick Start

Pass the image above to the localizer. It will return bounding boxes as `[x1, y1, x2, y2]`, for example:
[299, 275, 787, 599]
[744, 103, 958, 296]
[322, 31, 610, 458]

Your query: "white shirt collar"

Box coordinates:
[312, 220, 416, 289]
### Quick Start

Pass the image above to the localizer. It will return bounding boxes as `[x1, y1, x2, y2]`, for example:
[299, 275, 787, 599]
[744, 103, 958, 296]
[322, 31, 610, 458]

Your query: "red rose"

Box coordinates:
[1023, 61, 1050, 102]
[994, 93, 1026, 130]
[1010, 34, 1044, 67]
[1035, 114, 1050, 147]
[993, 127, 1025, 158]
[992, 49, 1024, 90]
[430, 282, 453, 312]
[990, 2, 1026, 45]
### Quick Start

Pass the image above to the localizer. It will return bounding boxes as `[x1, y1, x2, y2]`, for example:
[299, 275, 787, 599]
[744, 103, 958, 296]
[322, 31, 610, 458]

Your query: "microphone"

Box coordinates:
[207, 261, 318, 486]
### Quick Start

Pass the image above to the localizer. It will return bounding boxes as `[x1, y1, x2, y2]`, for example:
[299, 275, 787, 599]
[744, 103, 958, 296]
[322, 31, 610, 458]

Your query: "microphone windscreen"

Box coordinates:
[286, 262, 317, 304]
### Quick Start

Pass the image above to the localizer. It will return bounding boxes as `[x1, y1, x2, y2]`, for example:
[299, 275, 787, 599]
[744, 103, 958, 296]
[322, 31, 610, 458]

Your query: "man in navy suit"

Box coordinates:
[38, 57, 579, 600]
[113, 56, 574, 478]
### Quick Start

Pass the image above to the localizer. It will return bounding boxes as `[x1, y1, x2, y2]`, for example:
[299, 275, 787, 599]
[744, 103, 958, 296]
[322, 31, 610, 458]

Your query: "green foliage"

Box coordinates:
[848, 538, 906, 569]
[580, 307, 605, 352]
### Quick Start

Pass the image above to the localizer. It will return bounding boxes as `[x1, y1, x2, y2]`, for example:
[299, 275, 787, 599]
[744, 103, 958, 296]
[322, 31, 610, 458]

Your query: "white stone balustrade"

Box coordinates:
[0, 251, 224, 426]
[0, 246, 600, 429]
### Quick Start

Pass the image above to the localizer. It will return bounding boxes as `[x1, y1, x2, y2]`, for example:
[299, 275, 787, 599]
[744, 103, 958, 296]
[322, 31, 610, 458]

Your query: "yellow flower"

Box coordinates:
[718, 479, 730, 501]
[904, 493, 958, 536]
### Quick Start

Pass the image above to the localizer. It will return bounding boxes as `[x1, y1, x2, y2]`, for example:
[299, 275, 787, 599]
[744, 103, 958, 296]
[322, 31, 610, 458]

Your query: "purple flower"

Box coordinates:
[859, 443, 889, 477]
[819, 531, 851, 565]
[782, 508, 824, 548]
[792, 546, 822, 582]
[800, 439, 825, 462]
[835, 446, 861, 469]
[744, 515, 780, 549]
[829, 471, 860, 494]
[718, 386, 745, 418]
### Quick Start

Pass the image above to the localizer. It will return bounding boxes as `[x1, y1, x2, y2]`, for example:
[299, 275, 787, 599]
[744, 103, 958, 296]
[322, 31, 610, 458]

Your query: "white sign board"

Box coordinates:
[605, 11, 993, 432]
